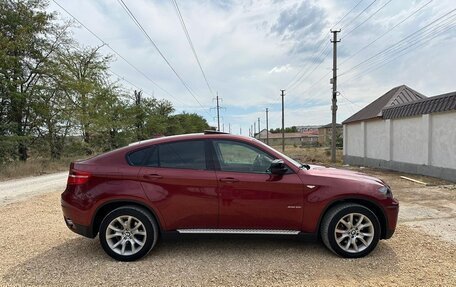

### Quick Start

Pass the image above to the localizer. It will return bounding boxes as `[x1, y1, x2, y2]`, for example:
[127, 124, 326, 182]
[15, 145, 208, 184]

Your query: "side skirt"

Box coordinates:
[176, 229, 300, 235]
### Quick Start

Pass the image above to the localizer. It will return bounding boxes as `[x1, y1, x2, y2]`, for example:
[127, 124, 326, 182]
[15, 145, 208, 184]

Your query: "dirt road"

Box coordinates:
[0, 172, 67, 206]
[0, 169, 454, 286]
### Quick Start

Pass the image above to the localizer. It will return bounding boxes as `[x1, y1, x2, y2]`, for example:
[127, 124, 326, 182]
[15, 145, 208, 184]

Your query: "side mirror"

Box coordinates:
[268, 159, 288, 175]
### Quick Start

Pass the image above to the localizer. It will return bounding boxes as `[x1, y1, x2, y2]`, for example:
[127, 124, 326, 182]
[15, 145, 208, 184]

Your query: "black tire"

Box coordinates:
[320, 203, 381, 258]
[99, 205, 158, 261]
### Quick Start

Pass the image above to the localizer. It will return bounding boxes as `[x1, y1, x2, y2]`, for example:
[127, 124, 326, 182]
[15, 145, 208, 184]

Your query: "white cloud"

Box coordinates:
[48, 0, 456, 133]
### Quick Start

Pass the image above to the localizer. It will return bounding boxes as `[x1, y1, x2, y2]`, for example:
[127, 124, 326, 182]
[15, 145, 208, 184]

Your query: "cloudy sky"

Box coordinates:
[47, 0, 456, 134]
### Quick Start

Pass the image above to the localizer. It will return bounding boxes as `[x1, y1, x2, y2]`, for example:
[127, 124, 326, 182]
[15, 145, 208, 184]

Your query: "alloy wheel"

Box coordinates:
[334, 213, 374, 253]
[105, 215, 147, 256]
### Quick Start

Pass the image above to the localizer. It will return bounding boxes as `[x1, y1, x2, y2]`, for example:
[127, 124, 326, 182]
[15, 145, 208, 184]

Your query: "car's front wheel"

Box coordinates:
[321, 203, 381, 258]
[99, 206, 158, 261]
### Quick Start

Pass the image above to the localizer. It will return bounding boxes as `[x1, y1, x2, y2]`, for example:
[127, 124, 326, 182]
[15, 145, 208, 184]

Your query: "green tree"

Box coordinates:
[56, 46, 112, 154]
[0, 0, 71, 161]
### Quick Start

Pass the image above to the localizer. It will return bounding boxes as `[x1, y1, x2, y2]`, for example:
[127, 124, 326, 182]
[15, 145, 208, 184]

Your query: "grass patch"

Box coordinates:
[271, 145, 343, 166]
[0, 156, 85, 181]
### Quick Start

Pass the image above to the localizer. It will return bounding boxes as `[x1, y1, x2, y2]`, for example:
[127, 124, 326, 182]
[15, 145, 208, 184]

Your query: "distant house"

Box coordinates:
[343, 85, 456, 182]
[318, 123, 342, 146]
[255, 129, 318, 146]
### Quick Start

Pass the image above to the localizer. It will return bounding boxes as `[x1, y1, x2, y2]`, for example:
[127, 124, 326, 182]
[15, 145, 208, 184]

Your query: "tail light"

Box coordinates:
[68, 170, 91, 185]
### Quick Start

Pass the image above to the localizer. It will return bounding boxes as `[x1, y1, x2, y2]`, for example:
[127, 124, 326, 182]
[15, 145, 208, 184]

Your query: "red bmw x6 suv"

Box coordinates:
[61, 131, 399, 261]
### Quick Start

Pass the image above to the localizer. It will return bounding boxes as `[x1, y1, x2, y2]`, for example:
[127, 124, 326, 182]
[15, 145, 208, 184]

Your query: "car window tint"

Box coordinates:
[214, 140, 274, 173]
[159, 140, 206, 170]
[128, 146, 158, 167]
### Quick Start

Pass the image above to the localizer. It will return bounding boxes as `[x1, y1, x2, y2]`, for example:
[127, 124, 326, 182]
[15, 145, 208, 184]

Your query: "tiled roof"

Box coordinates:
[319, 123, 343, 128]
[342, 85, 426, 124]
[382, 91, 456, 119]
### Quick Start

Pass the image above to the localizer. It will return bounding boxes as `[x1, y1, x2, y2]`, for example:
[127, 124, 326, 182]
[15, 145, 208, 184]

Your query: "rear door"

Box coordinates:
[137, 140, 218, 230]
[212, 139, 304, 230]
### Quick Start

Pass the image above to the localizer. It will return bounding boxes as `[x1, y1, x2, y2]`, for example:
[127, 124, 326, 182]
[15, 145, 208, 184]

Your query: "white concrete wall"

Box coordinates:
[346, 123, 364, 157]
[391, 116, 423, 165]
[366, 120, 388, 160]
[431, 111, 456, 169]
[344, 110, 456, 172]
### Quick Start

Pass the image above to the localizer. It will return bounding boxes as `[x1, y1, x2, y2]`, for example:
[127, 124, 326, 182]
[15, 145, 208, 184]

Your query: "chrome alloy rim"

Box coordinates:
[106, 215, 147, 256]
[334, 213, 374, 253]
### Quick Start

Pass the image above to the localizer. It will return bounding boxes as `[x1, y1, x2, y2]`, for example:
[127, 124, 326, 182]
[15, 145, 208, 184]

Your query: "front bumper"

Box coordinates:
[384, 198, 399, 239]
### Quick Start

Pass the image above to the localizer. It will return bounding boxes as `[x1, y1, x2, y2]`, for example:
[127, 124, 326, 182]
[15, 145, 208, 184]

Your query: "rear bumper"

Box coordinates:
[63, 216, 94, 238]
[61, 195, 95, 238]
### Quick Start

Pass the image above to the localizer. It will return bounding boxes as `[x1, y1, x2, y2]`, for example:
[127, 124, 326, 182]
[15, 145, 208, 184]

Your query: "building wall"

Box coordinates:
[366, 120, 388, 160]
[344, 111, 456, 182]
[391, 116, 423, 165]
[431, 111, 456, 169]
[346, 123, 363, 157]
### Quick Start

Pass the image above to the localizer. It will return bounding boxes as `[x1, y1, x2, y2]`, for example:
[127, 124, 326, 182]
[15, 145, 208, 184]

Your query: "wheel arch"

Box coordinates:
[91, 199, 163, 237]
[317, 197, 388, 239]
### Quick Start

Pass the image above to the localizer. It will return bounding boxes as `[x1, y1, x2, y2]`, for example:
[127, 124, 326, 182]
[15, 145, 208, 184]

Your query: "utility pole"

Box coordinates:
[240, 126, 242, 135]
[281, 89, 285, 152]
[229, 123, 231, 133]
[216, 93, 220, 131]
[265, 108, 269, 145]
[251, 125, 253, 137]
[258, 117, 261, 135]
[222, 123, 224, 132]
[253, 121, 256, 137]
[330, 30, 341, 163]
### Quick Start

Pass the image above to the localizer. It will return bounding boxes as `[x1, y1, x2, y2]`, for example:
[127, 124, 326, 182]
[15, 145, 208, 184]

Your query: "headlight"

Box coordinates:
[378, 186, 392, 197]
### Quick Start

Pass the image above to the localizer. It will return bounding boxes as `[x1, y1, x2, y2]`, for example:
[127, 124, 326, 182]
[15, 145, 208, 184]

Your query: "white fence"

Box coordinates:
[343, 110, 456, 182]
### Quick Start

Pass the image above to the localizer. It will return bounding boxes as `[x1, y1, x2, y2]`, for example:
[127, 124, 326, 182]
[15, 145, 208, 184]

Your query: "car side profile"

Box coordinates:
[61, 131, 399, 261]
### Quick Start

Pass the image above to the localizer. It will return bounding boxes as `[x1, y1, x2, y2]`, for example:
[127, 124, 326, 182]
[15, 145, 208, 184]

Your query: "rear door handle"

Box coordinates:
[219, 177, 239, 183]
[143, 173, 163, 180]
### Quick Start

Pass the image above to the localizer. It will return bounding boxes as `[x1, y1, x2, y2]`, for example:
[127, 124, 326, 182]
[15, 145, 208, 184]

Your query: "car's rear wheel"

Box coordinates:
[99, 206, 158, 261]
[321, 203, 380, 258]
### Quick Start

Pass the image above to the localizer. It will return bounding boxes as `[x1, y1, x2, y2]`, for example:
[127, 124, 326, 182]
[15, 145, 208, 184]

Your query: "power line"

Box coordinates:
[344, 15, 456, 81]
[285, 0, 368, 92]
[285, 33, 329, 90]
[170, 0, 215, 97]
[340, 8, 456, 77]
[340, 0, 433, 66]
[287, 41, 331, 92]
[117, 0, 210, 116]
[332, 0, 366, 29]
[343, 0, 394, 39]
[50, 0, 185, 106]
[341, 0, 377, 31]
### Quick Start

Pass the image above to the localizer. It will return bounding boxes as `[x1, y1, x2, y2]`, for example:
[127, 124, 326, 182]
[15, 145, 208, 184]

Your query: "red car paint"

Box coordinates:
[61, 133, 399, 239]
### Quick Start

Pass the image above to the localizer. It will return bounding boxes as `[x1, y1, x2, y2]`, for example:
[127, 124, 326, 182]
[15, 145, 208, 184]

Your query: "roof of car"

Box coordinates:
[128, 133, 254, 148]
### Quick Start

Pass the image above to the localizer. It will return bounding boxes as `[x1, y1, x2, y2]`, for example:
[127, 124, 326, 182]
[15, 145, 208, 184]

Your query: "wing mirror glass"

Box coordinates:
[268, 159, 288, 175]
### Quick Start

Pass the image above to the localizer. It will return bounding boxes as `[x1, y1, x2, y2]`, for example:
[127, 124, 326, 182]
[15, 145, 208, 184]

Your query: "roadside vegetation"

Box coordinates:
[276, 146, 344, 166]
[0, 0, 210, 177]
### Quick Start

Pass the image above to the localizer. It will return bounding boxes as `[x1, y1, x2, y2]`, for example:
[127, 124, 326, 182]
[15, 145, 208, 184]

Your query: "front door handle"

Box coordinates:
[219, 177, 239, 183]
[143, 173, 163, 180]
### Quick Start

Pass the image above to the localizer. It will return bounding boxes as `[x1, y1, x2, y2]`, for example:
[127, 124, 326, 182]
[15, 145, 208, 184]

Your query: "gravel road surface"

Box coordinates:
[0, 169, 454, 286]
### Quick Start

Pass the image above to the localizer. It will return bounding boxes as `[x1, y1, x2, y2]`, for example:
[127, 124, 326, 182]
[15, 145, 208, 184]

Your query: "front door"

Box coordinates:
[211, 140, 303, 230]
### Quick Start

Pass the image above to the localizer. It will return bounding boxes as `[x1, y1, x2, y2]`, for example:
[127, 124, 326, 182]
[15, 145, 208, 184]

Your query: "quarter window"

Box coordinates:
[159, 140, 206, 170]
[127, 146, 158, 167]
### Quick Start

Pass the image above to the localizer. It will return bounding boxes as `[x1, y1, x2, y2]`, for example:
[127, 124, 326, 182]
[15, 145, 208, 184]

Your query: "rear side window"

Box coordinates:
[159, 140, 206, 170]
[127, 146, 158, 167]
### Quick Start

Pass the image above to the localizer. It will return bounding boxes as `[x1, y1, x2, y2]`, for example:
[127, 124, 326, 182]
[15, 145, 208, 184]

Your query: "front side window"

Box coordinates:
[159, 140, 206, 170]
[213, 140, 274, 173]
